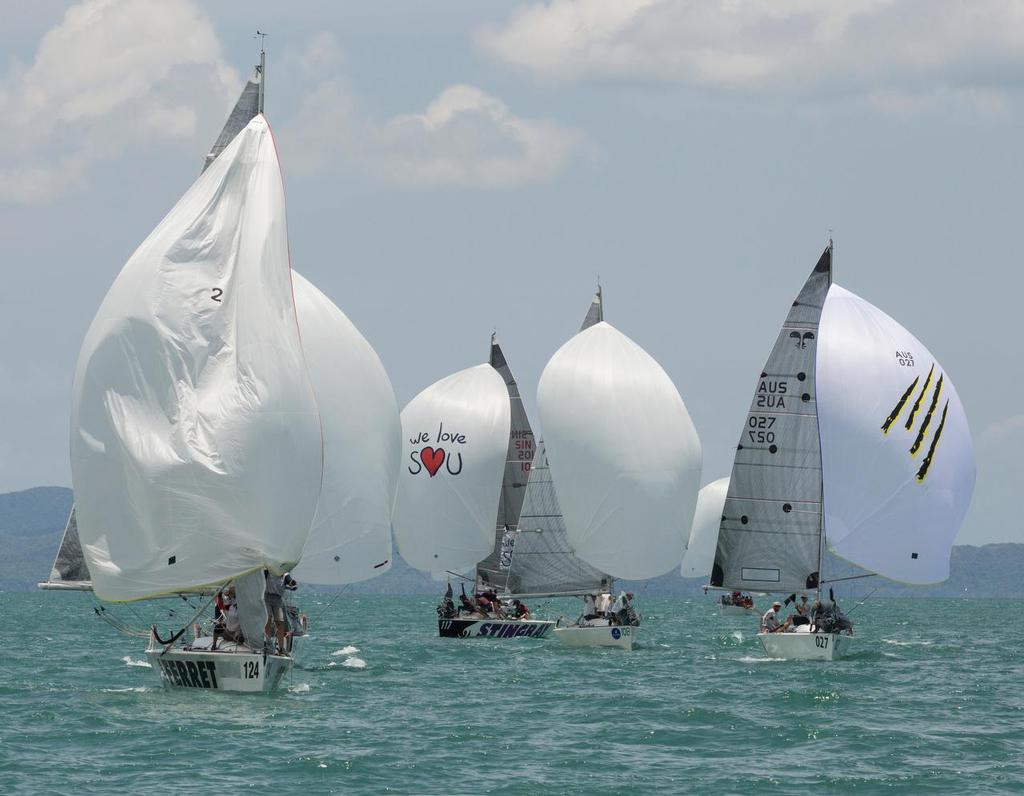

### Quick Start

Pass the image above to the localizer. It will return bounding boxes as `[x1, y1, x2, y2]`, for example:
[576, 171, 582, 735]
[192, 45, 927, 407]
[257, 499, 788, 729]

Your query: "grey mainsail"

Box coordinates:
[202, 57, 264, 172]
[475, 335, 537, 588]
[38, 507, 91, 590]
[495, 288, 612, 596]
[710, 245, 831, 593]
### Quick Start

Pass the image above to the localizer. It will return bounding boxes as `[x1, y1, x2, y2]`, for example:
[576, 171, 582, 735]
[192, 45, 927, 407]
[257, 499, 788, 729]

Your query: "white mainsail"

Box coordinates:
[392, 364, 512, 575]
[70, 115, 323, 602]
[681, 477, 729, 580]
[290, 272, 401, 585]
[711, 244, 976, 592]
[817, 285, 975, 583]
[537, 322, 703, 579]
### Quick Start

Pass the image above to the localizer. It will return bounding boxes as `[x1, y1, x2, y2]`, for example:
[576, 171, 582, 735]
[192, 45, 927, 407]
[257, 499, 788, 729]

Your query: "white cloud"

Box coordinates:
[367, 85, 584, 188]
[982, 414, 1024, 445]
[278, 36, 585, 189]
[0, 0, 237, 205]
[477, 0, 1024, 107]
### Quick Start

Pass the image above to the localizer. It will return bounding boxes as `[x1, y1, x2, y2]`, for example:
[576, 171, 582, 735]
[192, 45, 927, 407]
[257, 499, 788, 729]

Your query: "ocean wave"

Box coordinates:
[342, 657, 367, 669]
[331, 646, 360, 657]
[289, 683, 311, 694]
[882, 639, 935, 646]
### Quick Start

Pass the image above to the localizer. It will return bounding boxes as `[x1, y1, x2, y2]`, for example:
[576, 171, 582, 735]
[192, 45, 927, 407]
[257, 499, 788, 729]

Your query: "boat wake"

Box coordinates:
[288, 683, 311, 694]
[736, 655, 784, 664]
[342, 657, 367, 669]
[882, 639, 934, 647]
[331, 646, 360, 656]
[120, 656, 152, 668]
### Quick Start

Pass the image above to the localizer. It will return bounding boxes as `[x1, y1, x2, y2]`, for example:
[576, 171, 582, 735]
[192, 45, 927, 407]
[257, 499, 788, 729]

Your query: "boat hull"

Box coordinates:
[554, 624, 635, 650]
[437, 618, 554, 639]
[758, 630, 853, 661]
[147, 644, 292, 693]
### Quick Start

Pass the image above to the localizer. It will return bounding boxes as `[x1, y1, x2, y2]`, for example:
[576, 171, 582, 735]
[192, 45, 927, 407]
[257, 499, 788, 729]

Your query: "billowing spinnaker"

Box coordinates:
[817, 285, 975, 583]
[392, 365, 511, 575]
[290, 272, 401, 585]
[69, 116, 323, 602]
[537, 322, 702, 579]
[682, 478, 729, 579]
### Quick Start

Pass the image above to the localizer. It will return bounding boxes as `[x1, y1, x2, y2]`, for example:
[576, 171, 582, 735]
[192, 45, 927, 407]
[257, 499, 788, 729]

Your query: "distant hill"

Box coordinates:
[2, 486, 1020, 598]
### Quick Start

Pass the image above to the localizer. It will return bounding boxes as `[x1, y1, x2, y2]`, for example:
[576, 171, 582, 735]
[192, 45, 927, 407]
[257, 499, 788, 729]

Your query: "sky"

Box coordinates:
[0, 0, 1020, 546]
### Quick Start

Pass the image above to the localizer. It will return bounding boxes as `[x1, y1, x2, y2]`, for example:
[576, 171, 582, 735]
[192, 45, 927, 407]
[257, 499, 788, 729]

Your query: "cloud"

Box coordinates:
[0, 0, 237, 205]
[367, 85, 584, 188]
[982, 414, 1024, 446]
[277, 36, 585, 189]
[477, 0, 1024, 107]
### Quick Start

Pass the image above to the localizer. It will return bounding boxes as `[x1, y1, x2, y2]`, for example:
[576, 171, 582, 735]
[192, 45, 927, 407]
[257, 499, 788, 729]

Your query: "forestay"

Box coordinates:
[392, 365, 511, 575]
[817, 286, 975, 583]
[70, 116, 323, 602]
[475, 337, 536, 589]
[682, 477, 729, 580]
[290, 272, 401, 585]
[538, 322, 702, 579]
[711, 247, 831, 593]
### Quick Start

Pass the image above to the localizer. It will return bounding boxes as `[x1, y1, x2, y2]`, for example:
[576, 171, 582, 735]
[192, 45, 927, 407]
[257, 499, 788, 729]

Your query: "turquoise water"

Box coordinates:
[2, 593, 1022, 794]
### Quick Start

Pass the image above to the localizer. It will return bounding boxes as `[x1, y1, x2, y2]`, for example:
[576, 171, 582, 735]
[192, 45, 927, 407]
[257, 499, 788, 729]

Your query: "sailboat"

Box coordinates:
[536, 295, 704, 650]
[710, 242, 976, 660]
[392, 340, 557, 640]
[683, 478, 758, 616]
[64, 50, 399, 691]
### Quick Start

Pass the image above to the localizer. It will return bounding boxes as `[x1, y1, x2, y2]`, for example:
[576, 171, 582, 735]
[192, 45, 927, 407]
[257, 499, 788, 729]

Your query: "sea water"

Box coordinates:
[2, 593, 1022, 794]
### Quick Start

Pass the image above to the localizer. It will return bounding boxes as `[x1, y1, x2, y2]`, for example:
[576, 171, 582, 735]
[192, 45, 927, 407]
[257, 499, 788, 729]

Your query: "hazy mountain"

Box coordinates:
[4, 486, 1019, 597]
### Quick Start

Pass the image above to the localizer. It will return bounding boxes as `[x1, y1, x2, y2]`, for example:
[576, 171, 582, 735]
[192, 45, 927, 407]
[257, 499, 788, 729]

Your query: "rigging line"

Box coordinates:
[306, 586, 351, 627]
[846, 587, 879, 615]
[156, 592, 219, 656]
[821, 573, 876, 584]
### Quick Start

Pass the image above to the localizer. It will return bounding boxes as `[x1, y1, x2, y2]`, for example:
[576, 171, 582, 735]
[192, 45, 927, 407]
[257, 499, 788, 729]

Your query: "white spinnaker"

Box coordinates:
[392, 365, 511, 575]
[682, 477, 729, 579]
[817, 285, 976, 583]
[70, 116, 323, 602]
[290, 272, 401, 585]
[537, 322, 703, 579]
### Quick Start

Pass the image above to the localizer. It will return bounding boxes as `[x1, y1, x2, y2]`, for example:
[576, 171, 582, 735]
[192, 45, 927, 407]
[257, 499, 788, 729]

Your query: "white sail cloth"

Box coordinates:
[392, 365, 511, 576]
[682, 477, 729, 579]
[537, 322, 703, 579]
[290, 272, 401, 585]
[69, 116, 323, 602]
[817, 285, 975, 583]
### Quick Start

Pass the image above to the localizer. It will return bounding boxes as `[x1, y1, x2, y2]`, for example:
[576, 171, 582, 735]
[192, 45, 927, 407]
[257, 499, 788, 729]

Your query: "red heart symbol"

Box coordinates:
[421, 446, 445, 477]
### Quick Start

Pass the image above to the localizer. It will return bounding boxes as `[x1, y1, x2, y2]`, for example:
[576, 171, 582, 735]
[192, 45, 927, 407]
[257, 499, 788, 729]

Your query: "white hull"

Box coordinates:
[147, 636, 292, 693]
[758, 629, 854, 661]
[718, 604, 757, 617]
[554, 624, 635, 650]
[438, 618, 554, 639]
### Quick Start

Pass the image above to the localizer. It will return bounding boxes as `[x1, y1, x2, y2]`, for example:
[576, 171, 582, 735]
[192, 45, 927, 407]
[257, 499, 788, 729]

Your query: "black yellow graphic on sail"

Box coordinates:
[880, 363, 949, 483]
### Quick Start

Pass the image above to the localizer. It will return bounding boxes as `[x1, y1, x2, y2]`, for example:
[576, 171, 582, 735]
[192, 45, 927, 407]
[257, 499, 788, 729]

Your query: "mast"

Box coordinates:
[256, 31, 266, 114]
[815, 238, 833, 606]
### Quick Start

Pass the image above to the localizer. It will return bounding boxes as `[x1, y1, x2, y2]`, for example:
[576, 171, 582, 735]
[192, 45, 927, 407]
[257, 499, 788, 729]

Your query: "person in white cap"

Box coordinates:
[761, 600, 783, 633]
